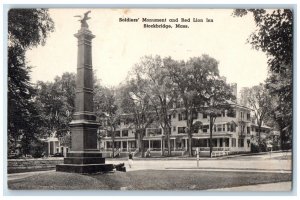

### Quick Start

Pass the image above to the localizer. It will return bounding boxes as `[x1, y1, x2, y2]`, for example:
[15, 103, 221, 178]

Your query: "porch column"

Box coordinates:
[207, 139, 209, 147]
[223, 138, 225, 150]
[47, 141, 50, 156]
[120, 140, 123, 151]
[148, 140, 151, 150]
[53, 142, 57, 153]
[229, 138, 232, 148]
[127, 140, 129, 152]
[161, 139, 163, 156]
[185, 139, 188, 151]
[174, 139, 176, 151]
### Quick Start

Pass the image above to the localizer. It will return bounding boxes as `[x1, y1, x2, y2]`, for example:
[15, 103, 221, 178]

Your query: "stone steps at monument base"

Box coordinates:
[64, 157, 105, 164]
[56, 163, 114, 174]
[67, 152, 102, 158]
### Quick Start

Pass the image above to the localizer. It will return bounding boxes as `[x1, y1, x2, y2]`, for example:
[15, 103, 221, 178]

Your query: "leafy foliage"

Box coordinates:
[233, 9, 292, 73]
[8, 9, 54, 155]
[34, 73, 76, 138]
[203, 78, 235, 157]
[239, 84, 271, 146]
[94, 84, 122, 156]
[129, 55, 176, 156]
[117, 76, 157, 157]
[8, 9, 54, 49]
[165, 55, 233, 156]
[233, 9, 293, 149]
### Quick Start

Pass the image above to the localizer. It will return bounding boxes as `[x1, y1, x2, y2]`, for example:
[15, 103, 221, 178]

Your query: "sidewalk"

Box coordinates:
[207, 181, 292, 192]
[7, 170, 56, 181]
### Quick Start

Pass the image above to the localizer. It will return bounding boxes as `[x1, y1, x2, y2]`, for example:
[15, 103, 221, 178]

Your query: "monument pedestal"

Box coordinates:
[56, 152, 113, 174]
[56, 122, 114, 174]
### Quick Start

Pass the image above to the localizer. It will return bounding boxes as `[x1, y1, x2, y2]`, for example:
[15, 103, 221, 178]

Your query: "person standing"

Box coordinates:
[128, 151, 133, 168]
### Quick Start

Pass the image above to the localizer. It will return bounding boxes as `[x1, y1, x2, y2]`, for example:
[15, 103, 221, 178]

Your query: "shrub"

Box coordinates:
[251, 143, 260, 153]
[31, 140, 47, 158]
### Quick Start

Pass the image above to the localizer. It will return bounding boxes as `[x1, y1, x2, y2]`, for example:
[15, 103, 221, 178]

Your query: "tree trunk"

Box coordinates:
[187, 113, 193, 157]
[137, 130, 141, 157]
[280, 130, 284, 150]
[138, 129, 145, 158]
[188, 134, 192, 156]
[209, 130, 213, 158]
[112, 138, 115, 158]
[257, 128, 261, 152]
[165, 127, 171, 156]
[161, 137, 164, 156]
[167, 137, 171, 156]
[209, 117, 213, 158]
[258, 130, 261, 144]
[14, 134, 18, 154]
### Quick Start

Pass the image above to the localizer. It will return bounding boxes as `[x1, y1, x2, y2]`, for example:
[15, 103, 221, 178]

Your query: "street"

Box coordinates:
[106, 151, 292, 173]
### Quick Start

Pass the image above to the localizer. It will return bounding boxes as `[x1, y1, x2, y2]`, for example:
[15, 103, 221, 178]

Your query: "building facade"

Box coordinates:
[100, 103, 254, 157]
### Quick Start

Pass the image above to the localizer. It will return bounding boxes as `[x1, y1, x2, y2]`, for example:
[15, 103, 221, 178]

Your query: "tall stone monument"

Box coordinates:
[56, 11, 113, 173]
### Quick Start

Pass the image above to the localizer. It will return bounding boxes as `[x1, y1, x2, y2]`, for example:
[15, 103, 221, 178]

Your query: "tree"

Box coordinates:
[130, 55, 176, 156]
[8, 9, 54, 155]
[34, 72, 76, 139]
[204, 78, 235, 157]
[233, 9, 292, 74]
[239, 84, 271, 147]
[233, 9, 293, 149]
[165, 55, 220, 156]
[94, 85, 122, 157]
[118, 79, 156, 157]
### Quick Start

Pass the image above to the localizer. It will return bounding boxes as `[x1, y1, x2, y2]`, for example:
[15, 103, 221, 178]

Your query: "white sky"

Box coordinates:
[26, 8, 269, 93]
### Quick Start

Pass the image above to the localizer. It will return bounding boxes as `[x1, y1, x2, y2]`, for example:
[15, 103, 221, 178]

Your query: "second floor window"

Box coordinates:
[115, 131, 121, 137]
[240, 112, 244, 120]
[148, 128, 162, 136]
[217, 124, 222, 132]
[238, 139, 244, 147]
[230, 124, 236, 132]
[202, 125, 209, 133]
[227, 110, 236, 118]
[222, 110, 226, 117]
[247, 113, 251, 120]
[232, 138, 236, 147]
[122, 130, 128, 137]
[179, 113, 187, 121]
[192, 111, 198, 119]
[178, 127, 186, 134]
[182, 113, 187, 120]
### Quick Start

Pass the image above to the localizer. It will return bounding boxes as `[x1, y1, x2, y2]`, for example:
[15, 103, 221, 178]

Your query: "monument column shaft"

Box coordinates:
[74, 31, 95, 117]
[70, 28, 98, 152]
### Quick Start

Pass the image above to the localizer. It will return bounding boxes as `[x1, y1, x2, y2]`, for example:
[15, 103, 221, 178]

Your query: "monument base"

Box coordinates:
[56, 152, 114, 174]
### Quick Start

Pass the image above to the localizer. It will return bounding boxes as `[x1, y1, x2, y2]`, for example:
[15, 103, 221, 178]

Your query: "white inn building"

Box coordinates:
[100, 102, 258, 157]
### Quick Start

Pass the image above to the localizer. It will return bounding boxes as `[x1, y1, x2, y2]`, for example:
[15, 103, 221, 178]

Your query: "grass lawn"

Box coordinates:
[8, 170, 292, 190]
